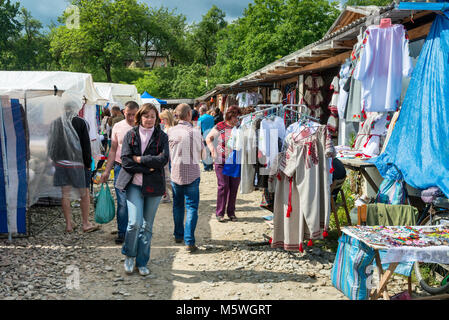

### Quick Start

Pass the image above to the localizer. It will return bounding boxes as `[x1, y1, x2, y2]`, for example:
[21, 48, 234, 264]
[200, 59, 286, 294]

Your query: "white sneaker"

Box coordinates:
[124, 257, 135, 274]
[138, 266, 150, 276]
[161, 194, 171, 203]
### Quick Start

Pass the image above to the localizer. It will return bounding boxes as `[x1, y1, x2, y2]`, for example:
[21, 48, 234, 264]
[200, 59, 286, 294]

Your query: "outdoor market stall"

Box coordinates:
[94, 82, 143, 110]
[0, 71, 106, 238]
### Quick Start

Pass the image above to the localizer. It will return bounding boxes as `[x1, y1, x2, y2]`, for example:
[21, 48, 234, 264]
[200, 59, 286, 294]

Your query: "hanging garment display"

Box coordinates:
[237, 92, 263, 107]
[304, 75, 324, 118]
[270, 89, 283, 104]
[371, 15, 449, 198]
[353, 24, 413, 113]
[337, 60, 351, 119]
[353, 112, 392, 158]
[345, 33, 365, 122]
[258, 116, 286, 176]
[272, 124, 335, 252]
[327, 76, 340, 135]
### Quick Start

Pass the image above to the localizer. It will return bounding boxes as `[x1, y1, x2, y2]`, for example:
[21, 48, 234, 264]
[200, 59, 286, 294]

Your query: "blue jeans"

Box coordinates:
[122, 184, 162, 268]
[114, 165, 129, 238]
[171, 178, 200, 246]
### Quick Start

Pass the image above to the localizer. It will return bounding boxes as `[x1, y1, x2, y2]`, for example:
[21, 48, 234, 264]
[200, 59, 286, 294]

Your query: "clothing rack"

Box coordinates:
[283, 104, 320, 123]
[238, 104, 283, 119]
[239, 103, 320, 123]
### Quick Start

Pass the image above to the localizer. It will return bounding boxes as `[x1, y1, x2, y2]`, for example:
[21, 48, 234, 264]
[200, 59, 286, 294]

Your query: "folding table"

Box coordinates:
[341, 225, 449, 300]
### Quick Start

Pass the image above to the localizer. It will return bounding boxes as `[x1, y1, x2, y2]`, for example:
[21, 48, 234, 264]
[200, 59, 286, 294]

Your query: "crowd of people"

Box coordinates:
[52, 99, 240, 276]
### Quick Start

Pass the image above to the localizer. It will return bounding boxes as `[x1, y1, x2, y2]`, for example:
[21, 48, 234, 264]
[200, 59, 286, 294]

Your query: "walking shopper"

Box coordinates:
[109, 105, 125, 128]
[100, 101, 139, 244]
[213, 107, 223, 125]
[47, 99, 99, 233]
[100, 108, 111, 154]
[116, 103, 169, 276]
[159, 110, 175, 203]
[168, 104, 206, 253]
[206, 106, 242, 222]
[197, 106, 215, 172]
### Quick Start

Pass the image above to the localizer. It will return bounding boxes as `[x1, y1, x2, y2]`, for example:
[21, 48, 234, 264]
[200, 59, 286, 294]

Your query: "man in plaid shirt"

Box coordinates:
[168, 104, 206, 253]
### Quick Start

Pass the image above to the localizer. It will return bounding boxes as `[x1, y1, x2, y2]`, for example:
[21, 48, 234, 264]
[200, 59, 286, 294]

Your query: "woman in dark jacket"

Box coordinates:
[118, 103, 169, 276]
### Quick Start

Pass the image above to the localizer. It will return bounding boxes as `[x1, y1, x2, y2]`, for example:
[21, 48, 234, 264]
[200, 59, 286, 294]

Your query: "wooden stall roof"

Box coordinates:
[197, 2, 435, 101]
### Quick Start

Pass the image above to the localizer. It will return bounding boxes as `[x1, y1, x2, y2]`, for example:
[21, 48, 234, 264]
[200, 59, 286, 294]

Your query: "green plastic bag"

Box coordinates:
[94, 184, 115, 224]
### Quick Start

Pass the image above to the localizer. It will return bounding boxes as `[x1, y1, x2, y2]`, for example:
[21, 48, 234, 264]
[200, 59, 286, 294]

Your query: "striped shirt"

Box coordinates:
[168, 121, 204, 185]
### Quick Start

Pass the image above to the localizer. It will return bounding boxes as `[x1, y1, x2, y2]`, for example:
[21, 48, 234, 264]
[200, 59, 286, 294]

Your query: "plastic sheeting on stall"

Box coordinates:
[371, 14, 449, 198]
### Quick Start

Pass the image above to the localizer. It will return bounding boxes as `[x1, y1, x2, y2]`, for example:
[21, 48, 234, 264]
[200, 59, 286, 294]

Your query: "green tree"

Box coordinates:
[344, 0, 392, 6]
[134, 64, 209, 99]
[146, 7, 193, 67]
[11, 8, 53, 70]
[0, 0, 21, 68]
[50, 0, 148, 82]
[189, 5, 228, 68]
[213, 0, 340, 84]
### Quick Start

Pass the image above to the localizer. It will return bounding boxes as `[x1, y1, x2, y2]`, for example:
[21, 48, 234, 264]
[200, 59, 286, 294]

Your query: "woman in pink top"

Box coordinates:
[117, 104, 169, 276]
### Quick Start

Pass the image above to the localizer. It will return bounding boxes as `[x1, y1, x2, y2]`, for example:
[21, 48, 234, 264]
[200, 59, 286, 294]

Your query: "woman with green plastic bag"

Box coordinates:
[115, 104, 169, 276]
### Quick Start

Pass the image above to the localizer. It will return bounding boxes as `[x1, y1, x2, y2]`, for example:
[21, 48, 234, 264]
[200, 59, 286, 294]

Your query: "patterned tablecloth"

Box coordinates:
[341, 225, 449, 264]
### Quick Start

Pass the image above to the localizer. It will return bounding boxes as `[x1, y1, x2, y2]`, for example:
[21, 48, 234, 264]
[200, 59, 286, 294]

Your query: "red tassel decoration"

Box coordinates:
[323, 230, 329, 238]
[307, 239, 313, 247]
[269, 237, 272, 244]
[299, 243, 304, 253]
[363, 134, 372, 148]
[286, 177, 293, 218]
[277, 173, 282, 181]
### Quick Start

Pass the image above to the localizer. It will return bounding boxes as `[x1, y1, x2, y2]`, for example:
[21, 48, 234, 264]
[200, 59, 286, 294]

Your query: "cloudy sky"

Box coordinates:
[17, 0, 253, 28]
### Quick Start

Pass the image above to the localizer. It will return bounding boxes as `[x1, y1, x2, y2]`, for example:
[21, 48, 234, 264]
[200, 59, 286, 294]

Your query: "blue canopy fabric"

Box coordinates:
[398, 1, 449, 19]
[141, 91, 154, 99]
[141, 91, 167, 104]
[371, 14, 449, 198]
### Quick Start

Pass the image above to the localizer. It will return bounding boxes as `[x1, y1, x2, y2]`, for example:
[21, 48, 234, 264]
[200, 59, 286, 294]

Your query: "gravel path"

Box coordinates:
[0, 171, 425, 300]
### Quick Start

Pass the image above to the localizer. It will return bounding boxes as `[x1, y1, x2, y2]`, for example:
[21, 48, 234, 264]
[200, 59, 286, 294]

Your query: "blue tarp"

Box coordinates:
[398, 1, 449, 19]
[141, 91, 167, 105]
[371, 14, 449, 198]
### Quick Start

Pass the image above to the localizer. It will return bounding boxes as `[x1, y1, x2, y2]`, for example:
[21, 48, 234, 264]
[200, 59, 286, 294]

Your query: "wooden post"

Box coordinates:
[331, 196, 341, 236]
[340, 189, 352, 226]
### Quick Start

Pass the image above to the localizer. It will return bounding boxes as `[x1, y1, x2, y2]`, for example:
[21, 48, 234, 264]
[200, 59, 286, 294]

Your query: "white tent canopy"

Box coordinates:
[94, 82, 143, 109]
[0, 71, 106, 104]
[0, 71, 107, 212]
[141, 98, 161, 112]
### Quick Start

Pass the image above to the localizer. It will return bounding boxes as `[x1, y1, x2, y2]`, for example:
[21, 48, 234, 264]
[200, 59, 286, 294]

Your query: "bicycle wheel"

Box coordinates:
[414, 212, 449, 295]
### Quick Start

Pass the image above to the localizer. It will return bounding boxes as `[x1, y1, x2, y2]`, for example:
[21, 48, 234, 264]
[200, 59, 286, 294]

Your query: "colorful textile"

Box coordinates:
[0, 98, 27, 234]
[342, 225, 449, 249]
[331, 233, 375, 300]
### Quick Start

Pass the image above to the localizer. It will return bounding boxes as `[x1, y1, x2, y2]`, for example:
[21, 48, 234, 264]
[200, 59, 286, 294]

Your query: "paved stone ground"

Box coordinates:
[0, 171, 427, 300]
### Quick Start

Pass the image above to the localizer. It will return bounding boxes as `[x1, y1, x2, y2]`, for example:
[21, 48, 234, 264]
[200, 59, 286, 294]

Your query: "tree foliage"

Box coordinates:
[344, 0, 392, 6]
[212, 0, 340, 83]
[4, 0, 365, 98]
[0, 0, 21, 67]
[134, 64, 209, 99]
[188, 5, 228, 68]
[50, 0, 148, 82]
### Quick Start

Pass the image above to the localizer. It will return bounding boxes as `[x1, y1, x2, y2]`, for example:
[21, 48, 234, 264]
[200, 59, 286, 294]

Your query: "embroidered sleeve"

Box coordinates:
[325, 126, 336, 158]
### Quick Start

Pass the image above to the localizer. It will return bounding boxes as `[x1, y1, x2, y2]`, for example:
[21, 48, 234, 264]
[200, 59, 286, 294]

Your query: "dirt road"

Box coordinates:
[0, 170, 417, 300]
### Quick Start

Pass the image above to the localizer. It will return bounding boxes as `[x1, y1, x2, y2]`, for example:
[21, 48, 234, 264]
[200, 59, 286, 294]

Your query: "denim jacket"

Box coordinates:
[115, 125, 169, 197]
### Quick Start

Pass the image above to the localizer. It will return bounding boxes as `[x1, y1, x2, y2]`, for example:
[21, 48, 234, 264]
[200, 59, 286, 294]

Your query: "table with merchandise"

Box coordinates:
[341, 225, 449, 300]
